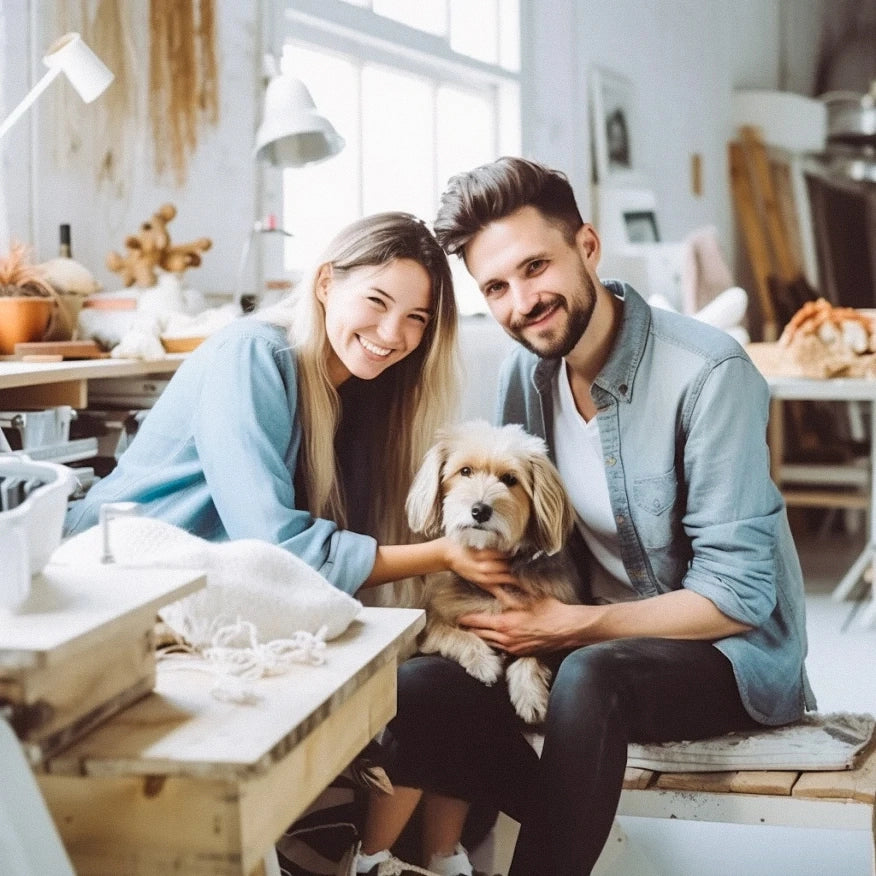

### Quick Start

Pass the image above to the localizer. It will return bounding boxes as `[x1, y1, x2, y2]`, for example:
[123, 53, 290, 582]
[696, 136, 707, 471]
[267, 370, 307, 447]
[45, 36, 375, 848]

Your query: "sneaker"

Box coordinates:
[360, 856, 441, 875]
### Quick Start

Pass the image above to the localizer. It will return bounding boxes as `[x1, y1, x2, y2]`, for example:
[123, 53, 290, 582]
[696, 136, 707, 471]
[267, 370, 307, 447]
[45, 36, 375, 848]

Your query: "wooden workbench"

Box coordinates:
[36, 606, 425, 875]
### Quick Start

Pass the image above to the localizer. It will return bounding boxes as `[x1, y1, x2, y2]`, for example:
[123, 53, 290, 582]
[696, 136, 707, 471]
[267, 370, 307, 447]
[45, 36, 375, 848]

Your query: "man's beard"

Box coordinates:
[509, 264, 597, 359]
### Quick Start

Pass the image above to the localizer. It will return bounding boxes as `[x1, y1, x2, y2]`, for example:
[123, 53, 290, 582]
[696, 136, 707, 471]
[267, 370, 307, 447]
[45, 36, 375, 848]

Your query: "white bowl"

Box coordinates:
[0, 457, 78, 608]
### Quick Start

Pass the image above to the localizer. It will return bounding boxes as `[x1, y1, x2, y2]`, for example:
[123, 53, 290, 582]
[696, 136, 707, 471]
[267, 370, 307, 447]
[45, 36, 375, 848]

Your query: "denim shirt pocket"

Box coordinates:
[632, 470, 679, 549]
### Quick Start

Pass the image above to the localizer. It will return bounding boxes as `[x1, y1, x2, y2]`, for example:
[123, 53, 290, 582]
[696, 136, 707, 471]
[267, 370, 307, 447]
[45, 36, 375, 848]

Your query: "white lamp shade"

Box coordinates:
[43, 32, 114, 103]
[254, 75, 345, 167]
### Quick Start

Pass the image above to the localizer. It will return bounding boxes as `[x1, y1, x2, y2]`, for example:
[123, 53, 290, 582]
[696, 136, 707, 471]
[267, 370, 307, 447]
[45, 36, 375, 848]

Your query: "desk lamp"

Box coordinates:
[0, 32, 114, 141]
[235, 68, 345, 309]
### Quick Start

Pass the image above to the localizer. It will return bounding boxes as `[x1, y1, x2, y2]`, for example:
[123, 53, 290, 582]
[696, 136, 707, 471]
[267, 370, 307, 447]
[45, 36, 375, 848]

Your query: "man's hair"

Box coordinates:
[434, 156, 584, 257]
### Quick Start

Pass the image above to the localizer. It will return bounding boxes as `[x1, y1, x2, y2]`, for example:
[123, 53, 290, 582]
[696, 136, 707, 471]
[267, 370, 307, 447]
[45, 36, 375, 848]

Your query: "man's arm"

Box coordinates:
[460, 587, 752, 655]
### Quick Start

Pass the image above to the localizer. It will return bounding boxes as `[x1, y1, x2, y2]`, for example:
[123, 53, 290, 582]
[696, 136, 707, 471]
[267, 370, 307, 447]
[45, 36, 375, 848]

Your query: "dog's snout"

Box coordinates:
[471, 502, 493, 524]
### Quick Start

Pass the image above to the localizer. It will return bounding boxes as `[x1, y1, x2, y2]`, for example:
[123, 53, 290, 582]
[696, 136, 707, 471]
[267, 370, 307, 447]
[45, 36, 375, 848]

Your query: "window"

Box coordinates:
[277, 0, 520, 314]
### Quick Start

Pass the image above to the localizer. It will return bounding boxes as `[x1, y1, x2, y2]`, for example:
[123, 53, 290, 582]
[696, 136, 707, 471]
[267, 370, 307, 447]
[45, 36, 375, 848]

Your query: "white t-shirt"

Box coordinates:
[552, 361, 637, 603]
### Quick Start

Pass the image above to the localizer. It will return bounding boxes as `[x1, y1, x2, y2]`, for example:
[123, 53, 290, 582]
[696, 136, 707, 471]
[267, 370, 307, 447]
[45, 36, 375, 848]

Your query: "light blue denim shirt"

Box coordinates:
[64, 319, 377, 594]
[496, 282, 815, 725]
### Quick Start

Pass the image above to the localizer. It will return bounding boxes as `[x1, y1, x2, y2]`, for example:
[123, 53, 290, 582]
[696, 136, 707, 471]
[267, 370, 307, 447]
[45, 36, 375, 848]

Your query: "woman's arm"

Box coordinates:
[363, 537, 517, 588]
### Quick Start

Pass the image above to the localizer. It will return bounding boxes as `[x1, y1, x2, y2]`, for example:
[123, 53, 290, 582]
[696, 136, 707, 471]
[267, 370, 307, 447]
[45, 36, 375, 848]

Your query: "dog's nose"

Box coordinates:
[471, 502, 493, 523]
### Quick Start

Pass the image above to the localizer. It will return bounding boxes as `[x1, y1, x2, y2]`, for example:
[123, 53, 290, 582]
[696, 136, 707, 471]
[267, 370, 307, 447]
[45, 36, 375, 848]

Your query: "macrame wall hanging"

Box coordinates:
[149, 0, 219, 185]
[50, 0, 136, 197]
[49, 0, 218, 190]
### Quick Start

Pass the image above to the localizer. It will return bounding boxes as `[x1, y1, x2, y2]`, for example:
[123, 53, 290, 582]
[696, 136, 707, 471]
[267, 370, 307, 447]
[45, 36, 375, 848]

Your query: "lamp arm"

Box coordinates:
[0, 67, 63, 141]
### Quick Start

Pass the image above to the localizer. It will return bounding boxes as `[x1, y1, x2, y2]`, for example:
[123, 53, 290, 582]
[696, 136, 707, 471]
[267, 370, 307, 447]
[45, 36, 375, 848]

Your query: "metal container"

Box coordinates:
[821, 84, 876, 149]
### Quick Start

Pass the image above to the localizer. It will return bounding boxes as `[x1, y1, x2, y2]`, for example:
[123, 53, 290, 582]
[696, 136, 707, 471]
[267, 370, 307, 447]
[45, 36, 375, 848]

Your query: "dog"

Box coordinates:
[406, 419, 579, 724]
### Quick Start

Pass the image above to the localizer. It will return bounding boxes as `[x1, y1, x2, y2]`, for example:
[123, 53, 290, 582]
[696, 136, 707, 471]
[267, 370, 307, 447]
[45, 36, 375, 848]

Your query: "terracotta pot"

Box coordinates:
[0, 297, 55, 354]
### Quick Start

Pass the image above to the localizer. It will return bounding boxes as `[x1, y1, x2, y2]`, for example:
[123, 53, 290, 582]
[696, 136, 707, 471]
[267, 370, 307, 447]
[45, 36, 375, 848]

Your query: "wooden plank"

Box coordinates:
[727, 770, 798, 795]
[0, 380, 86, 408]
[655, 771, 737, 793]
[0, 566, 206, 669]
[739, 125, 799, 283]
[728, 140, 778, 340]
[13, 340, 108, 359]
[0, 356, 185, 391]
[38, 666, 397, 875]
[793, 743, 876, 804]
[782, 490, 870, 510]
[5, 625, 155, 766]
[44, 609, 425, 780]
[654, 769, 797, 796]
[623, 766, 655, 790]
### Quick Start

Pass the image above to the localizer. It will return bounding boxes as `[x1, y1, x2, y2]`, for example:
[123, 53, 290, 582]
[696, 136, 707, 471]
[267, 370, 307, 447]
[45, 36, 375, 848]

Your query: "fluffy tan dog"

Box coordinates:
[406, 420, 578, 724]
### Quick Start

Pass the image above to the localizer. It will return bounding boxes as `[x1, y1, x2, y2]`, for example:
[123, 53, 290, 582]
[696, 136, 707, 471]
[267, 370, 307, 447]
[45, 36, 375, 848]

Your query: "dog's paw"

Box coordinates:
[422, 625, 503, 685]
[461, 643, 503, 685]
[506, 657, 552, 724]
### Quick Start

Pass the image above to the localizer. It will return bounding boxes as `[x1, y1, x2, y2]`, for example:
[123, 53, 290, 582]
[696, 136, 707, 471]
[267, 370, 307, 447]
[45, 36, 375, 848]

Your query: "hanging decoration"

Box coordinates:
[148, 0, 219, 186]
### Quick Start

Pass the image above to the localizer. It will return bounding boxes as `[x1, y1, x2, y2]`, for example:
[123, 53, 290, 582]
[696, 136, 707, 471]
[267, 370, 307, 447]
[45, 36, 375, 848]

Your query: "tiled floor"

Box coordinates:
[485, 510, 876, 875]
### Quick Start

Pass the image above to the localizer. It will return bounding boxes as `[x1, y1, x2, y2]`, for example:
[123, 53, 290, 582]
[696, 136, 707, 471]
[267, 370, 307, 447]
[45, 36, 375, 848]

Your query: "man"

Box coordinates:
[380, 157, 815, 876]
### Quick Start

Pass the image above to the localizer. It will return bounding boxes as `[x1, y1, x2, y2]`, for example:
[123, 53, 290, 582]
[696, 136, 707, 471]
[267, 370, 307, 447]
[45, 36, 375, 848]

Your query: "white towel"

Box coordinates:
[51, 517, 362, 648]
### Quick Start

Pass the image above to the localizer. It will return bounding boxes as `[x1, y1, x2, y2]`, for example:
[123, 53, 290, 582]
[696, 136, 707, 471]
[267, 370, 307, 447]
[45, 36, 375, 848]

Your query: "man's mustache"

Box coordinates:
[510, 298, 559, 332]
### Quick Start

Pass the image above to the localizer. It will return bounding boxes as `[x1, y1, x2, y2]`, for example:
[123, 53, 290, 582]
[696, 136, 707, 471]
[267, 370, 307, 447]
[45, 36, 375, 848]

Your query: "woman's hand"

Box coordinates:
[441, 537, 517, 589]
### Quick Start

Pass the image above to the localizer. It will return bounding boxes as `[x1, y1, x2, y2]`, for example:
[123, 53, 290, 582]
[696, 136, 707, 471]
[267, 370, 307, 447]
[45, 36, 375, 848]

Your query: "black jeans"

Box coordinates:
[381, 638, 760, 876]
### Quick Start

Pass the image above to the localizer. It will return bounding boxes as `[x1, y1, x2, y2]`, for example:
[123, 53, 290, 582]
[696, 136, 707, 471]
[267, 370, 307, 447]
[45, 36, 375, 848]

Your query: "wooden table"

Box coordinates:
[0, 355, 185, 409]
[762, 373, 876, 625]
[747, 344, 876, 625]
[35, 606, 425, 875]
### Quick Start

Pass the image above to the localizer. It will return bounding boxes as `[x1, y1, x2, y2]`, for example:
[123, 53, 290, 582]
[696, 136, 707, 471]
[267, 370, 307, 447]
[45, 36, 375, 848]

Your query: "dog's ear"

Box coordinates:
[405, 440, 447, 536]
[527, 453, 575, 555]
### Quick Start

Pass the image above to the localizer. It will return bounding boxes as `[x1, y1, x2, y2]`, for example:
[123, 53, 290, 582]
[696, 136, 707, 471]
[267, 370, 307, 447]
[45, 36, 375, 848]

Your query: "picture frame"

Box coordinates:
[589, 67, 639, 184]
[623, 209, 660, 244]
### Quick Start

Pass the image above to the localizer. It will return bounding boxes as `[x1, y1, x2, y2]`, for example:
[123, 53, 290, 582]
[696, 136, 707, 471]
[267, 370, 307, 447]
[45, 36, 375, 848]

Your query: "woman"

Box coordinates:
[65, 212, 512, 596]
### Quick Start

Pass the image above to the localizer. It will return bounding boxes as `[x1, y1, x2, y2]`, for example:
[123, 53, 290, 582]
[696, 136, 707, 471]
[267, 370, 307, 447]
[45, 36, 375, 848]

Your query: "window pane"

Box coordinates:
[450, 0, 497, 64]
[361, 65, 435, 221]
[436, 84, 497, 313]
[373, 0, 447, 36]
[281, 47, 361, 270]
[499, 0, 520, 71]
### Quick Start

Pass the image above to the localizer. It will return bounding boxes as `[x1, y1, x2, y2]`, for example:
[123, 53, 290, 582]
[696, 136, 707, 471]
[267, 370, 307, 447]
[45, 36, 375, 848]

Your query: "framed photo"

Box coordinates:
[623, 210, 660, 244]
[589, 68, 639, 183]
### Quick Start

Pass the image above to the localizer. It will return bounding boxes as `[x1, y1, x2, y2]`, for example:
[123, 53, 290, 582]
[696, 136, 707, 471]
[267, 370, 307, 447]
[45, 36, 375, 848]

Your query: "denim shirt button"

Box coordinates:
[615, 514, 624, 525]
[619, 383, 628, 394]
[605, 456, 617, 466]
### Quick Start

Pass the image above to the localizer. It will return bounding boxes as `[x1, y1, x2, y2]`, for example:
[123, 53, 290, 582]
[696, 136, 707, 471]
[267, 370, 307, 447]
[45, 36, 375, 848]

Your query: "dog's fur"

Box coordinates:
[406, 420, 579, 724]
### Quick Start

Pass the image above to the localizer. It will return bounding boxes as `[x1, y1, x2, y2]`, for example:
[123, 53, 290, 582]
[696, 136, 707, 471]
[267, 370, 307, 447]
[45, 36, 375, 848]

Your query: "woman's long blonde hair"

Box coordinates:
[259, 212, 459, 549]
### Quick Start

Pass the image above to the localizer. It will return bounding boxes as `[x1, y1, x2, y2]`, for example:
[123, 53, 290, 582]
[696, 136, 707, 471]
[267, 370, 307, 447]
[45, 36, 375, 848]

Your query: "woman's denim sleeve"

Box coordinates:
[193, 329, 376, 594]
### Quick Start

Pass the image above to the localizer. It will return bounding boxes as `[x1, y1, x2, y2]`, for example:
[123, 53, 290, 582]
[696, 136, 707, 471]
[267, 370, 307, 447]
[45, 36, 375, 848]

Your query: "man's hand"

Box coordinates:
[460, 595, 589, 655]
[459, 588, 753, 654]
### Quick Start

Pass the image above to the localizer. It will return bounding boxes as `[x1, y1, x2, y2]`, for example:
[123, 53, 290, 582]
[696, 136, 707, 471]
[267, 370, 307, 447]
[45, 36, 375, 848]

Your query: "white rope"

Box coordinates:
[158, 619, 329, 703]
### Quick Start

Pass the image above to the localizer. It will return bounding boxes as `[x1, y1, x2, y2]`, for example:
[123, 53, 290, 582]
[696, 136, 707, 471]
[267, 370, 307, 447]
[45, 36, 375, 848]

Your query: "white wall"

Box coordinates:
[521, 0, 825, 267]
[1, 0, 259, 298]
[0, 0, 826, 299]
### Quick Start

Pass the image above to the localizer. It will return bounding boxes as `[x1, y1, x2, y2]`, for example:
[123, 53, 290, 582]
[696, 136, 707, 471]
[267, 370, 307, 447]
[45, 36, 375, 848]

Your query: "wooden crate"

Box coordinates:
[1, 564, 205, 764]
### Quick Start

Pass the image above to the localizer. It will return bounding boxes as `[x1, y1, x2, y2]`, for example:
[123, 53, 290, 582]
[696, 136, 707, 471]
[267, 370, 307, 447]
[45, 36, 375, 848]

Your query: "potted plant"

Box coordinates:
[0, 243, 57, 355]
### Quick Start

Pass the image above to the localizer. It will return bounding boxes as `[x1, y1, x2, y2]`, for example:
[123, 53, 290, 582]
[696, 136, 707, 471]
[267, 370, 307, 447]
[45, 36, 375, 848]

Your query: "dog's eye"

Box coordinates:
[499, 473, 518, 487]
[459, 466, 473, 477]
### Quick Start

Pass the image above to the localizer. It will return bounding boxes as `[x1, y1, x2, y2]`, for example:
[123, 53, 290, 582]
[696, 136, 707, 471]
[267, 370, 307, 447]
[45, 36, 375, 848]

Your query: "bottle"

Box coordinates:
[59, 224, 72, 258]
